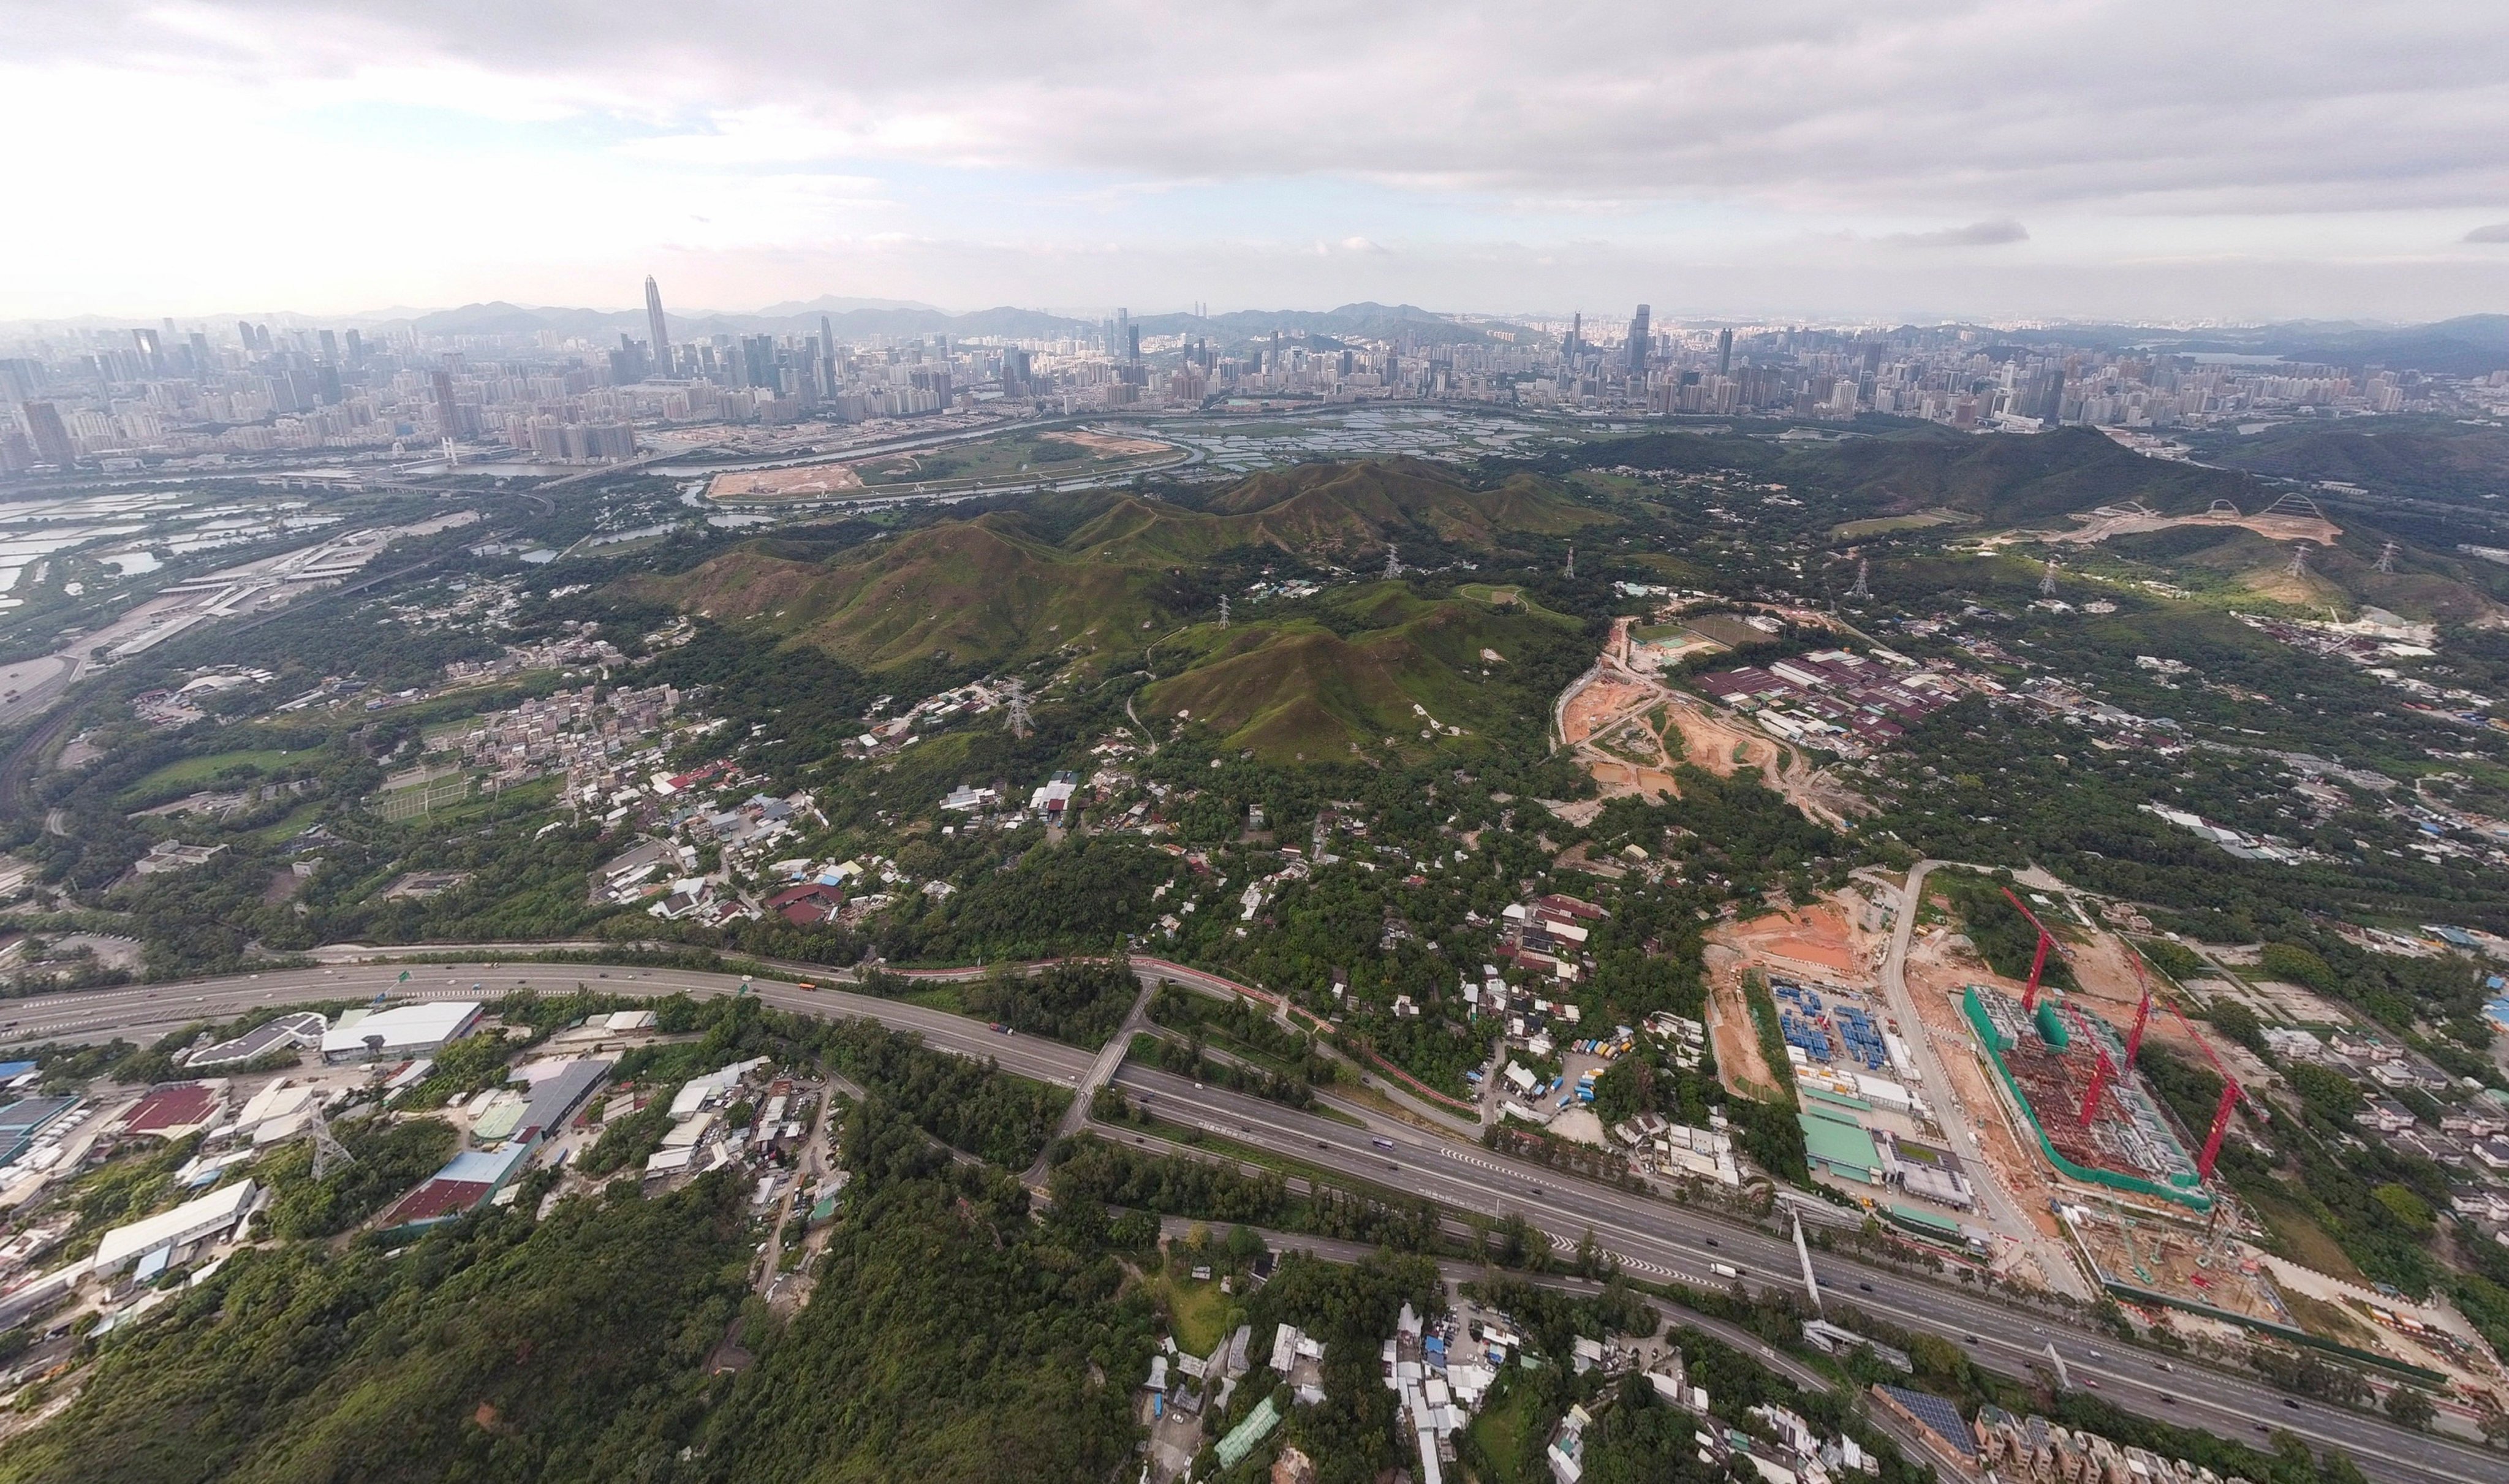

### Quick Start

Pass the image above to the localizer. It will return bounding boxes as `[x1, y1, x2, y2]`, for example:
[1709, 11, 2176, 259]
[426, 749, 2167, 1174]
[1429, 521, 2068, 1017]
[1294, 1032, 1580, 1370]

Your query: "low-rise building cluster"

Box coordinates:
[1695, 648, 1960, 754]
[1970, 1404, 2256, 1484]
[453, 681, 681, 786]
[442, 627, 625, 683]
[1493, 893, 1608, 985]
[634, 1056, 817, 1184]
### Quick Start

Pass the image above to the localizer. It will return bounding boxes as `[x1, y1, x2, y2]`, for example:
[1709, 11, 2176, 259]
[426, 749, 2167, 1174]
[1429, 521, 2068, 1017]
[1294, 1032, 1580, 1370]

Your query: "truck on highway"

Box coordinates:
[1709, 1262, 1741, 1280]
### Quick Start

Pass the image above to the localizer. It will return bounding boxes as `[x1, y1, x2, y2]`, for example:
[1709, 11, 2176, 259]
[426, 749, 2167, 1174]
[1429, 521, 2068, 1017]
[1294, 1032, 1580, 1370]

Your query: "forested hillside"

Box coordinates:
[643, 459, 1611, 673]
[0, 1179, 752, 1484]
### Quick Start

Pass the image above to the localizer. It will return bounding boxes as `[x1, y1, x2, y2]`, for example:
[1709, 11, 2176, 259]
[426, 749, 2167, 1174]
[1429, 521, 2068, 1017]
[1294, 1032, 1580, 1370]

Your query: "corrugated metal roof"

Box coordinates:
[1797, 1111, 1880, 1175]
[514, 1060, 610, 1141]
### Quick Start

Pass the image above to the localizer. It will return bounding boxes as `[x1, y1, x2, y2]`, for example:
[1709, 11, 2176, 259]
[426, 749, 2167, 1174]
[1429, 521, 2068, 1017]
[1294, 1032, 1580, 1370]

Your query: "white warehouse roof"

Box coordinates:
[321, 1001, 482, 1061]
[95, 1178, 258, 1273]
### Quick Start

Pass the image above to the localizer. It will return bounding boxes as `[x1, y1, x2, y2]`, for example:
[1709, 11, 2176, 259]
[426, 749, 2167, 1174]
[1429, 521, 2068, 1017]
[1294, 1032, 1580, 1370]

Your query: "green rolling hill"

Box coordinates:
[1803, 425, 2268, 522]
[1139, 584, 1589, 762]
[647, 458, 1611, 672]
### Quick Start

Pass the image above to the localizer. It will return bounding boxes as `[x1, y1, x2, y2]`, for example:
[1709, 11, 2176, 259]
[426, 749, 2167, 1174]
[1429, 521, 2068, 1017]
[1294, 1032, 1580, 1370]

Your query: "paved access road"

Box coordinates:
[2, 960, 2495, 1484]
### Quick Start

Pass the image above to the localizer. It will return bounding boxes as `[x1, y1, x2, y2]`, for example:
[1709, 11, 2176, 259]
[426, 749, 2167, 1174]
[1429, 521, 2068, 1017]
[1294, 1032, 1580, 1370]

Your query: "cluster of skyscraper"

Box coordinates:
[7, 281, 2508, 479]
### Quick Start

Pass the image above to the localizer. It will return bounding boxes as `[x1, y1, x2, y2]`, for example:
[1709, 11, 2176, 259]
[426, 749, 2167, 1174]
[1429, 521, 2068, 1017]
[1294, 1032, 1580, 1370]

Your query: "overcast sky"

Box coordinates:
[9, 1, 2509, 324]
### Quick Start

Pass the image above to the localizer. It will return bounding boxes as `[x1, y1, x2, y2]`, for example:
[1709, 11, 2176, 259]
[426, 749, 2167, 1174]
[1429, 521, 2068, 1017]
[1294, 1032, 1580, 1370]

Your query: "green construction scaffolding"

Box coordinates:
[1963, 985, 2212, 1214]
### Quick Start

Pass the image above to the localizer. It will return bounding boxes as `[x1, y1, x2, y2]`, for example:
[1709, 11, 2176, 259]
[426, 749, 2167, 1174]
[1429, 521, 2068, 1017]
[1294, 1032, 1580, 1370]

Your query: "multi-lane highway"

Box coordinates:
[2, 959, 2495, 1483]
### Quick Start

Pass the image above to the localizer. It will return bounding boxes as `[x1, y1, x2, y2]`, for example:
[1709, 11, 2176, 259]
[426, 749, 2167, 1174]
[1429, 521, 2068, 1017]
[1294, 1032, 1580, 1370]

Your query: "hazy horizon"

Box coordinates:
[9, 294, 2506, 337]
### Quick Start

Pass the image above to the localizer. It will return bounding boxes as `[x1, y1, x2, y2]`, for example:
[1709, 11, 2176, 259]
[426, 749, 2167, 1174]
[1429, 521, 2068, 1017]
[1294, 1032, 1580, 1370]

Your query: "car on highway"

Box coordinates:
[1371, 1137, 1395, 1150]
[988, 1022, 1011, 1034]
[2282, 1398, 2299, 1409]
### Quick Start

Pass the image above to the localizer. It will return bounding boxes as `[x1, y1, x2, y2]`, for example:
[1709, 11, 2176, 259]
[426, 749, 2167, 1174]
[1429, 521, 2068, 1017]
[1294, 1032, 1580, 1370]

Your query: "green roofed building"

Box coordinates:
[1798, 1110, 1882, 1184]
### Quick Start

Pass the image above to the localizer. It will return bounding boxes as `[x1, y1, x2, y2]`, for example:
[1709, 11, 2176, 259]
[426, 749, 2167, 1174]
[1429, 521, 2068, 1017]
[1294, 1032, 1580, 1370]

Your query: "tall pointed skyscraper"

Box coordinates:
[643, 276, 672, 379]
[1627, 305, 1650, 375]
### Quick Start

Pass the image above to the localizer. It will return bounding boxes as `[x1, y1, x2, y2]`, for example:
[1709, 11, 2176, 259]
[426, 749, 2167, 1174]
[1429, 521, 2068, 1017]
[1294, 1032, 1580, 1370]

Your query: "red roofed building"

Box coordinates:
[767, 882, 845, 926]
[121, 1081, 225, 1138]
[380, 1145, 529, 1233]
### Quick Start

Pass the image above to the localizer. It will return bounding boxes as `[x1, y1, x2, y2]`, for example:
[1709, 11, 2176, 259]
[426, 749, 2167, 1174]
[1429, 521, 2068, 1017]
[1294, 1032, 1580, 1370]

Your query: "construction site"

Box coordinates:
[1962, 984, 2209, 1213]
[2037, 491, 2344, 550]
[1863, 874, 2509, 1415]
[2064, 1203, 2291, 1330]
[1952, 890, 2233, 1220]
[1554, 617, 1866, 825]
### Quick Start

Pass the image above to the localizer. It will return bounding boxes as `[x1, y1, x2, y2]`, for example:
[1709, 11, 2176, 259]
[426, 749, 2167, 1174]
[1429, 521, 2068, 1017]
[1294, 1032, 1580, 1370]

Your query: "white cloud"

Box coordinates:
[5, 2, 2509, 317]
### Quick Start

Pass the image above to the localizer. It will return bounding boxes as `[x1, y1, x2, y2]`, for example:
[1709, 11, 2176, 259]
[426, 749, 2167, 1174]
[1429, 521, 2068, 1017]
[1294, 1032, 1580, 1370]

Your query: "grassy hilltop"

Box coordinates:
[645, 458, 1612, 761]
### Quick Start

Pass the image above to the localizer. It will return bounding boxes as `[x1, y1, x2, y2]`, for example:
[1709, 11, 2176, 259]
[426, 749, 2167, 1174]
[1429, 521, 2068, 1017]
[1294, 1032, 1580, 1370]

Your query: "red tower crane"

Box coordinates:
[2121, 946, 2156, 1067]
[1997, 887, 2060, 1010]
[2060, 1001, 2121, 1127]
[2156, 997, 2248, 1180]
[2198, 1083, 2246, 1179]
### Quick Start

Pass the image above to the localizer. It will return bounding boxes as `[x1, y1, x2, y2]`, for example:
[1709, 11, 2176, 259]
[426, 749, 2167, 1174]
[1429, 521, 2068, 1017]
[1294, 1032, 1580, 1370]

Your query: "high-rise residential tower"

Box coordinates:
[1716, 328, 1733, 376]
[1627, 305, 1650, 374]
[643, 276, 671, 380]
[21, 403, 75, 467]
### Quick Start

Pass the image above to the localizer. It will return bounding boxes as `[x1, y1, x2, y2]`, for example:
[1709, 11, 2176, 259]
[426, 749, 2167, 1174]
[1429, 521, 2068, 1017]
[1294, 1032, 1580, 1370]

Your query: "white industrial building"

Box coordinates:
[321, 1001, 483, 1063]
[94, 1179, 259, 1275]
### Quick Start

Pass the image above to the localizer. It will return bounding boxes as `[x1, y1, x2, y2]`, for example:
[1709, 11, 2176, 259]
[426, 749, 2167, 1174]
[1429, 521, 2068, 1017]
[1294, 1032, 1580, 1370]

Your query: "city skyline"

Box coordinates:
[7, 2, 2509, 322]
